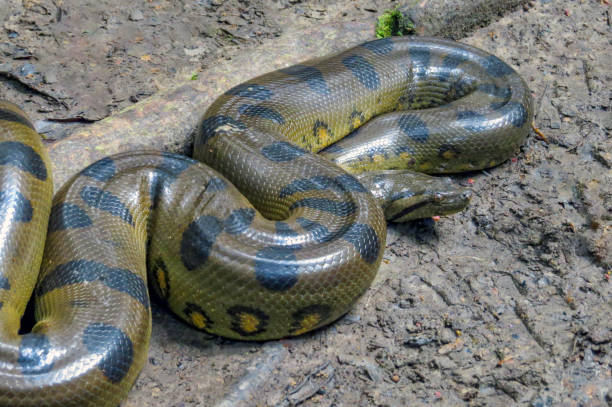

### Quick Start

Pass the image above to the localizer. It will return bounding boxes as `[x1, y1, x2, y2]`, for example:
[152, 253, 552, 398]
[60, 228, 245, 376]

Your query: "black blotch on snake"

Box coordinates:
[81, 157, 116, 182]
[238, 104, 285, 125]
[225, 83, 272, 100]
[80, 186, 134, 225]
[0, 188, 33, 223]
[224, 208, 255, 235]
[48, 202, 92, 232]
[37, 260, 149, 308]
[341, 223, 380, 264]
[398, 114, 429, 143]
[18, 333, 54, 375]
[483, 55, 515, 77]
[0, 276, 9, 290]
[0, 141, 47, 181]
[261, 142, 307, 162]
[296, 218, 333, 244]
[198, 115, 246, 144]
[0, 108, 35, 130]
[180, 215, 224, 271]
[280, 65, 330, 95]
[361, 37, 394, 55]
[254, 247, 300, 291]
[82, 323, 134, 383]
[342, 55, 380, 90]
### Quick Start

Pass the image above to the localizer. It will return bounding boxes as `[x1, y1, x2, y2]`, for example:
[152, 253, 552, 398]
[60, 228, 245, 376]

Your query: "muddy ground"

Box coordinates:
[1, 0, 610, 406]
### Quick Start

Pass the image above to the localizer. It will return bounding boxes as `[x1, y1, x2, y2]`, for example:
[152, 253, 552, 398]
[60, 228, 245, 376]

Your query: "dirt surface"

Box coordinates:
[1, 0, 611, 406]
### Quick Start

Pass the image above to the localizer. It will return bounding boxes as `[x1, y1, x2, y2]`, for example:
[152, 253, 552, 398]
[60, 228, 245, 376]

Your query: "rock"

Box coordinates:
[404, 334, 434, 348]
[541, 96, 561, 129]
[592, 144, 611, 168]
[588, 326, 612, 344]
[129, 9, 144, 21]
[43, 71, 57, 84]
[551, 97, 579, 117]
[19, 63, 37, 76]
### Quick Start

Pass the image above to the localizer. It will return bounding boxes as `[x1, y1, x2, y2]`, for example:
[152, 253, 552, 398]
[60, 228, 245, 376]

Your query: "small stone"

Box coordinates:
[589, 325, 612, 344]
[404, 334, 434, 348]
[362, 0, 378, 12]
[19, 63, 36, 77]
[129, 9, 144, 21]
[184, 46, 207, 57]
[592, 145, 611, 169]
[541, 97, 561, 129]
[559, 104, 579, 117]
[43, 71, 57, 84]
[391, 374, 400, 382]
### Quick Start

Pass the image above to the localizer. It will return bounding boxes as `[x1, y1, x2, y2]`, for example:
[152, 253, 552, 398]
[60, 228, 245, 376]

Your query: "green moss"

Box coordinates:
[375, 7, 415, 38]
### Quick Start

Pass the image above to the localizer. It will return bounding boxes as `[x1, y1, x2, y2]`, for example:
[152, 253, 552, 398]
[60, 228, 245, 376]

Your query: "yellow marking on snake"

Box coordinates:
[293, 313, 322, 335]
[190, 311, 208, 330]
[239, 313, 261, 334]
[156, 267, 167, 297]
[315, 124, 331, 146]
[441, 150, 456, 160]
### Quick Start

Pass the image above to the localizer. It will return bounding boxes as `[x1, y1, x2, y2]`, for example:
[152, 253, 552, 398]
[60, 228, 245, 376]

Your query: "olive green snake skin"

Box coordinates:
[0, 37, 532, 406]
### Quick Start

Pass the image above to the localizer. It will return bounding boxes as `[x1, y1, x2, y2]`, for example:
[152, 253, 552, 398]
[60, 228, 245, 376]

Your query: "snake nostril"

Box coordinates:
[462, 191, 472, 200]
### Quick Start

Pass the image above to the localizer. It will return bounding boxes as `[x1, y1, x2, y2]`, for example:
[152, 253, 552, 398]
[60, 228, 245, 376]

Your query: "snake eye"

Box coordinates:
[434, 193, 444, 203]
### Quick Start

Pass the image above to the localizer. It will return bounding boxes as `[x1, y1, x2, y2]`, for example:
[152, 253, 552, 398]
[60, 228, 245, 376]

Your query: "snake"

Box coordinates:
[0, 37, 532, 406]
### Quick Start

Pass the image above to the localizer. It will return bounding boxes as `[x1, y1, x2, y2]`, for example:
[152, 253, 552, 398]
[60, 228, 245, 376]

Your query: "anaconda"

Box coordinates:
[0, 37, 532, 406]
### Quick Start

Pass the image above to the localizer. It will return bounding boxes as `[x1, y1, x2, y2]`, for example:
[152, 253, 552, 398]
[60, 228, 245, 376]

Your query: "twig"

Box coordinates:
[532, 123, 549, 142]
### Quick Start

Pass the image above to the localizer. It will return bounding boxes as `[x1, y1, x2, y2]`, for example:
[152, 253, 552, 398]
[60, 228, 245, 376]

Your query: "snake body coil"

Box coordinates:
[0, 37, 531, 406]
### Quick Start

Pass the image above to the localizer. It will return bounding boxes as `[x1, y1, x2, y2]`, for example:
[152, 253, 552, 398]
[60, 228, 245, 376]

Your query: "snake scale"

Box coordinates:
[0, 37, 532, 406]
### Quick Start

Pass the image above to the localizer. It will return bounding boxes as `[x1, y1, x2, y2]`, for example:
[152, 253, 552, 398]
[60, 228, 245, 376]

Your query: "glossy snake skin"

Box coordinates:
[0, 37, 532, 406]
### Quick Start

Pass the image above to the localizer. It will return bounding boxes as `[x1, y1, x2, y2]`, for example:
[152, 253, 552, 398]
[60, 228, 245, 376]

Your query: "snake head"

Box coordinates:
[356, 170, 471, 222]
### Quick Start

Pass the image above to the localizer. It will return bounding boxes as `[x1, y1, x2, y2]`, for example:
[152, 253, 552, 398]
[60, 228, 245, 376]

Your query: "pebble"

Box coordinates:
[43, 71, 57, 84]
[19, 63, 36, 76]
[404, 334, 434, 348]
[129, 9, 144, 21]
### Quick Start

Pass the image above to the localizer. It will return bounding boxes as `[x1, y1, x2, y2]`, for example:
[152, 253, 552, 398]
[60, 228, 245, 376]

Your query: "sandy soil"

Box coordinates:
[1, 0, 610, 406]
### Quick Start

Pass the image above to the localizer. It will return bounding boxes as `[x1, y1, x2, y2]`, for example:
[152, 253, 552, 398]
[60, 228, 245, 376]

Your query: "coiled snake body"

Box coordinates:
[0, 37, 532, 406]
